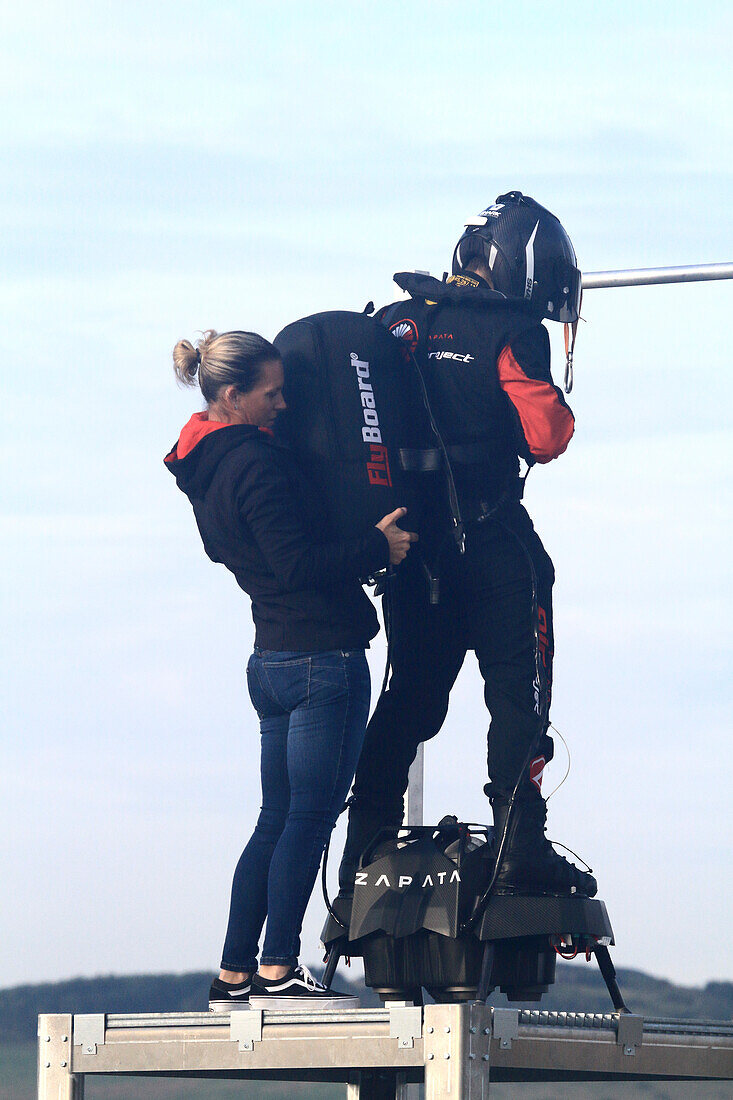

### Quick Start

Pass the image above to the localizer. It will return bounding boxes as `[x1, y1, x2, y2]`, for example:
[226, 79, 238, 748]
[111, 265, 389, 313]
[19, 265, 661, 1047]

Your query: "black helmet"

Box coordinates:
[452, 191, 581, 323]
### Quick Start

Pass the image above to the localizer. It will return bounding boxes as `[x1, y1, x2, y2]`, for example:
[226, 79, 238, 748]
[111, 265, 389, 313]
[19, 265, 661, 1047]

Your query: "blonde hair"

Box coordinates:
[172, 330, 280, 404]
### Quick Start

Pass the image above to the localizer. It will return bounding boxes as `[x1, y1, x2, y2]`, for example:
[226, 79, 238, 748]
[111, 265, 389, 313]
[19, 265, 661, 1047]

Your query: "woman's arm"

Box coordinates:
[235, 450, 392, 591]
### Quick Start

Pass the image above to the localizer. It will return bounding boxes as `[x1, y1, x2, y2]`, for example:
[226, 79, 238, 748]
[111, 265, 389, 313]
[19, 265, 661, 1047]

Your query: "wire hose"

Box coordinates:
[320, 829, 347, 929]
[380, 576, 393, 695]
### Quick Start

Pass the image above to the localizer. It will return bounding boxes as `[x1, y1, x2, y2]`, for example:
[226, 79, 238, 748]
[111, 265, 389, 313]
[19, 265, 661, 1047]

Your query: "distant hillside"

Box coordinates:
[1, 965, 731, 1043]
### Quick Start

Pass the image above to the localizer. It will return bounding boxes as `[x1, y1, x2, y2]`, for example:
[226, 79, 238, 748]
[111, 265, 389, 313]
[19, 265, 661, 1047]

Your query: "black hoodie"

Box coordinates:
[165, 414, 389, 650]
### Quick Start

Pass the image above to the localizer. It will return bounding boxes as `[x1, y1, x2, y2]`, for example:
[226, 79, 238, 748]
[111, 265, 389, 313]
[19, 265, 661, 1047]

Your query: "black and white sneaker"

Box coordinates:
[248, 964, 359, 1011]
[208, 977, 252, 1012]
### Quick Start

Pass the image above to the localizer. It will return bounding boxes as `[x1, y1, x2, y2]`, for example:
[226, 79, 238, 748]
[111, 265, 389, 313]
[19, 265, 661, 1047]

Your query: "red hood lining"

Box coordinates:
[165, 412, 273, 464]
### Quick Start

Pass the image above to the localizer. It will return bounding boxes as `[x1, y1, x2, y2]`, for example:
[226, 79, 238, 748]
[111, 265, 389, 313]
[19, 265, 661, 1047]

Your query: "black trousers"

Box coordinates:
[340, 503, 555, 887]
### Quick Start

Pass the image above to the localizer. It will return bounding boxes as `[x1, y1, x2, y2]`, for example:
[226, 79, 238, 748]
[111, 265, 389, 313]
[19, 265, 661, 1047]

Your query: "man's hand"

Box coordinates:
[376, 507, 419, 565]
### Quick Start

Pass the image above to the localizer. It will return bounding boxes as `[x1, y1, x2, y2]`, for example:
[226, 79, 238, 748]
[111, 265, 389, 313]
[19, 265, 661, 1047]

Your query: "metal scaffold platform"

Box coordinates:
[38, 1003, 733, 1098]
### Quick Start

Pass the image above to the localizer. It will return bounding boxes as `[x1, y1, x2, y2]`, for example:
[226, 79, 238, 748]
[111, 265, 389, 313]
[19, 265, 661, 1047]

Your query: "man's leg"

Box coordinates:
[468, 507, 555, 797]
[468, 506, 596, 896]
[338, 556, 466, 890]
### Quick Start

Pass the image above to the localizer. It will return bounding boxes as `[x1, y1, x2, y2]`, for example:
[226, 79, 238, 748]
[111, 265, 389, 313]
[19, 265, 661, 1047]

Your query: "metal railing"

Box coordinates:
[37, 1004, 733, 1098]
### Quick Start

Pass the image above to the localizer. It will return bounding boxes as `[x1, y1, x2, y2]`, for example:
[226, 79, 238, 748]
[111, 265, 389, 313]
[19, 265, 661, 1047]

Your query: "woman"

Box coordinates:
[165, 329, 415, 1011]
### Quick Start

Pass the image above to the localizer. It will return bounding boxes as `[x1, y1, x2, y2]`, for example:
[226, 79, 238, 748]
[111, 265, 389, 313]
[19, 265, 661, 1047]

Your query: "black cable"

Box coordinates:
[320, 830, 348, 929]
[380, 578, 393, 696]
[408, 348, 465, 552]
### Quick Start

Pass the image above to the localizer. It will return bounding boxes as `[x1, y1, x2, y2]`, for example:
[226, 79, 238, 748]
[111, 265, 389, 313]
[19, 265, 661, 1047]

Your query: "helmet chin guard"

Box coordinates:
[452, 191, 581, 324]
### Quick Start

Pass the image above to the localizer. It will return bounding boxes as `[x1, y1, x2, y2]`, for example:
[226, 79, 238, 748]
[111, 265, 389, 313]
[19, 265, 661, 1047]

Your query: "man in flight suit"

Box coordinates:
[339, 192, 596, 898]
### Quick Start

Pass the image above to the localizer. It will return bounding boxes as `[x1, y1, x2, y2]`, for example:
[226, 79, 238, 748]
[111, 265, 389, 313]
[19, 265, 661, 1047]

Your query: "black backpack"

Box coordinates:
[274, 310, 452, 543]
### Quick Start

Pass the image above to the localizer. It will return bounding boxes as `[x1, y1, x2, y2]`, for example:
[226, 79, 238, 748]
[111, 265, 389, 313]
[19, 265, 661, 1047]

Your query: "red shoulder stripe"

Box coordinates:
[497, 346, 574, 463]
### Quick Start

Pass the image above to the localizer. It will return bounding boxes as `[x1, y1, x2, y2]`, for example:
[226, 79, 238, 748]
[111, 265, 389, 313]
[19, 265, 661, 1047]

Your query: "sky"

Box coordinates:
[2, 0, 732, 993]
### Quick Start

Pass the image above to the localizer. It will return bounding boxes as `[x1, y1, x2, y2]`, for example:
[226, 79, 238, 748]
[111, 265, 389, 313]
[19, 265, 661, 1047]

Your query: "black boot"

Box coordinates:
[337, 801, 402, 896]
[488, 787, 597, 898]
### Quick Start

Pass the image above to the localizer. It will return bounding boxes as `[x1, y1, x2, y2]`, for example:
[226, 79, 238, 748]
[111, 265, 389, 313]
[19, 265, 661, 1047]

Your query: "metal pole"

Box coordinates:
[405, 742, 425, 826]
[582, 261, 733, 290]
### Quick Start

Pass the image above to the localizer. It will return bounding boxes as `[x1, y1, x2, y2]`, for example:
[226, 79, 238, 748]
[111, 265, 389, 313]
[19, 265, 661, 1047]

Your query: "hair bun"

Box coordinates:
[172, 338, 201, 387]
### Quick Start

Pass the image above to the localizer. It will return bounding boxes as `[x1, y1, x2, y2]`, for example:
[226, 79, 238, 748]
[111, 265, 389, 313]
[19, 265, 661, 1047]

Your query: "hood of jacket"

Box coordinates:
[164, 412, 268, 500]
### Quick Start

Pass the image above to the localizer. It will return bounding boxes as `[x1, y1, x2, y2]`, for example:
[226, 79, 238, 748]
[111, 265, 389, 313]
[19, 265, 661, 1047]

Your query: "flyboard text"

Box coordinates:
[351, 351, 392, 487]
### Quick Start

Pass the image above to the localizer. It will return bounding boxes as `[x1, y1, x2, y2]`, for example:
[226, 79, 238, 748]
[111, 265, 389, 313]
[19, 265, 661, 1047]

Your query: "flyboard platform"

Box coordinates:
[320, 820, 626, 1011]
[318, 742, 626, 1012]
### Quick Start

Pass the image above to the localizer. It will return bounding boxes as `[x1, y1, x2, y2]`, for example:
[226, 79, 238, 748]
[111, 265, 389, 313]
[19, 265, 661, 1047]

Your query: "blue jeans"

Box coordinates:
[220, 648, 370, 971]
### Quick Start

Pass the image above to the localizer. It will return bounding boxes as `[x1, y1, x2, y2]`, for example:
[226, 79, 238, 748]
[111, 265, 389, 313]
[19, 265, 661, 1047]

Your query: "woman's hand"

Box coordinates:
[376, 507, 419, 565]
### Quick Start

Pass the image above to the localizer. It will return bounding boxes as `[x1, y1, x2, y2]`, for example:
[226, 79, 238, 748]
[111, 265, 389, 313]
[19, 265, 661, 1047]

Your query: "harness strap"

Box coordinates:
[399, 442, 502, 471]
[401, 442, 529, 471]
[446, 442, 493, 465]
[398, 447, 442, 472]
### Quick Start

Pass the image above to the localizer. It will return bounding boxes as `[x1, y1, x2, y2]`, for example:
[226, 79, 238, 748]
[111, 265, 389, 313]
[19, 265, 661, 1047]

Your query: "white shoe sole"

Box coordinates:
[248, 994, 360, 1012]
